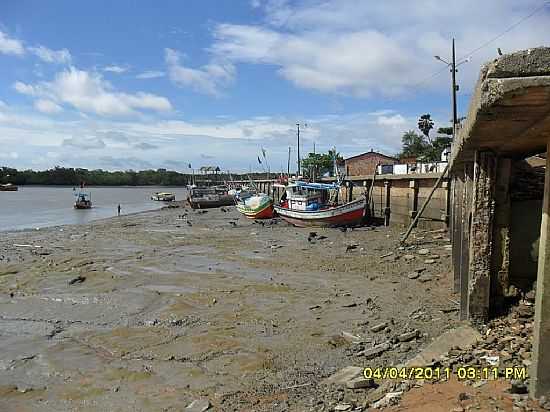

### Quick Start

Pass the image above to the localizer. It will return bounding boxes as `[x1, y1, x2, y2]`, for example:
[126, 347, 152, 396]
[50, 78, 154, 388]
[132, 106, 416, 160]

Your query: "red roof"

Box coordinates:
[344, 150, 398, 162]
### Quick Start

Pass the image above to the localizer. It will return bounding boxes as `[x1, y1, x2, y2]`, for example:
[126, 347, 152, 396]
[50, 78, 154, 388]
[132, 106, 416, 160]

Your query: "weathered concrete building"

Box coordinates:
[448, 47, 550, 397]
[344, 150, 398, 176]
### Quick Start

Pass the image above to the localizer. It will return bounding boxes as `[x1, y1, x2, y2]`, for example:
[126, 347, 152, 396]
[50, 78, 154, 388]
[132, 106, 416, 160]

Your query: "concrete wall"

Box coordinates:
[341, 174, 449, 229]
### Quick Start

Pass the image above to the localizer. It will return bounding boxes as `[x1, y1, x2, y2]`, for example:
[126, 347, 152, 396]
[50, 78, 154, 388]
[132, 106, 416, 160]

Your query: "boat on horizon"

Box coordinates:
[187, 186, 234, 209]
[0, 183, 18, 191]
[151, 192, 176, 201]
[274, 181, 365, 227]
[74, 192, 92, 209]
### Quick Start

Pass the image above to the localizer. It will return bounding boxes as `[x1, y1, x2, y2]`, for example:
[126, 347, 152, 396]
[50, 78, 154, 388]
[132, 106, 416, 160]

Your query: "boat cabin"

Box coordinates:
[282, 182, 338, 211]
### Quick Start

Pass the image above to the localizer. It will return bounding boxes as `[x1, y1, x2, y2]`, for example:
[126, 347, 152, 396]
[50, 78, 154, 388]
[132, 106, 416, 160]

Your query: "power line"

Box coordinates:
[402, 0, 549, 95]
[458, 0, 550, 61]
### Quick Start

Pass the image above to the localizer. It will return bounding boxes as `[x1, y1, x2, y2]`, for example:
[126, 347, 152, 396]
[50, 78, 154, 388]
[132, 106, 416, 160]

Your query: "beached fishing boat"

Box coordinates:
[151, 192, 176, 201]
[0, 183, 18, 191]
[187, 186, 234, 209]
[74, 192, 92, 209]
[274, 181, 365, 227]
[235, 193, 274, 219]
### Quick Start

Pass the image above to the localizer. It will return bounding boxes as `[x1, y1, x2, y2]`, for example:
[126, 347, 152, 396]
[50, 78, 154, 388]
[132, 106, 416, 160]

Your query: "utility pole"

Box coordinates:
[296, 123, 301, 176]
[451, 38, 458, 130]
[435, 38, 468, 140]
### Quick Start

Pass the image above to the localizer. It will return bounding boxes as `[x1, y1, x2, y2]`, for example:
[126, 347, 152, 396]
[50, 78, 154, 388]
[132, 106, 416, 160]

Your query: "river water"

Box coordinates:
[0, 186, 189, 231]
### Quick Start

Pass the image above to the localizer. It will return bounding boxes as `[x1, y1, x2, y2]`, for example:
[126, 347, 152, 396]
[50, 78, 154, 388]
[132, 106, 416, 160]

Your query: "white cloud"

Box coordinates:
[28, 45, 71, 64]
[104, 65, 129, 73]
[165, 48, 235, 96]
[62, 135, 106, 149]
[0, 30, 24, 56]
[377, 114, 406, 126]
[210, 0, 550, 97]
[34, 99, 63, 114]
[14, 67, 172, 116]
[136, 70, 165, 79]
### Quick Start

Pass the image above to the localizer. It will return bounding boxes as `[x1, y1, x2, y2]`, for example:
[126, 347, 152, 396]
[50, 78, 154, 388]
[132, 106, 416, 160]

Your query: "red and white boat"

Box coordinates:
[274, 181, 365, 227]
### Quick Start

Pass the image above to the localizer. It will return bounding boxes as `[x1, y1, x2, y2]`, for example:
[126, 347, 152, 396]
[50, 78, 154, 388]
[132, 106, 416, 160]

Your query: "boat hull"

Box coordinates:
[74, 202, 92, 209]
[0, 185, 18, 191]
[236, 202, 274, 219]
[274, 198, 365, 227]
[188, 196, 234, 209]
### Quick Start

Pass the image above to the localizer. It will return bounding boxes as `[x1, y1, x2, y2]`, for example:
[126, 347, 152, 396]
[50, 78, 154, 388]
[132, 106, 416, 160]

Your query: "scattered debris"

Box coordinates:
[185, 398, 211, 411]
[407, 272, 420, 279]
[379, 252, 394, 259]
[397, 329, 419, 342]
[345, 244, 359, 252]
[418, 249, 430, 255]
[346, 377, 375, 389]
[322, 366, 363, 386]
[370, 322, 388, 333]
[68, 275, 86, 285]
[359, 342, 391, 359]
[371, 391, 403, 409]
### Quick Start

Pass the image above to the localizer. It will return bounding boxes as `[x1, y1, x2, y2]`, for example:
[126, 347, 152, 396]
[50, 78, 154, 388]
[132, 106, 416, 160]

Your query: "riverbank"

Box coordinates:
[0, 204, 460, 411]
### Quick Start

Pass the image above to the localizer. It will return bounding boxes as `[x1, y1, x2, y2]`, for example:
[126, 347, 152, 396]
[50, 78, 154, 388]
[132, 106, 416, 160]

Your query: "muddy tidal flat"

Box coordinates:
[0, 205, 459, 411]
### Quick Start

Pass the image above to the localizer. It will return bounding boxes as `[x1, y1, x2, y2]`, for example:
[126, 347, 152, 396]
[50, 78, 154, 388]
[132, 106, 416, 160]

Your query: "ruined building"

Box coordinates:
[449, 47, 550, 396]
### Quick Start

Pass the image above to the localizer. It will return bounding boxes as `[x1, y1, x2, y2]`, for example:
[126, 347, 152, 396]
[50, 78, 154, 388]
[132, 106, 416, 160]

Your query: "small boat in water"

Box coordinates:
[151, 192, 176, 201]
[274, 181, 365, 227]
[0, 183, 18, 191]
[187, 186, 234, 209]
[74, 192, 92, 209]
[235, 193, 274, 219]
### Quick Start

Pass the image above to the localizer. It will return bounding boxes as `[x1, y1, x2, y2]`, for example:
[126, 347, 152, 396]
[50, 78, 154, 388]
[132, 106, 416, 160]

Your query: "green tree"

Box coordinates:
[301, 149, 342, 178]
[400, 130, 429, 159]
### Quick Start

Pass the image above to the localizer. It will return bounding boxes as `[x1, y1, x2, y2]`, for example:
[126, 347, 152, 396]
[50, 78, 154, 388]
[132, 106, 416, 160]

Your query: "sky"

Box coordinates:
[0, 0, 549, 173]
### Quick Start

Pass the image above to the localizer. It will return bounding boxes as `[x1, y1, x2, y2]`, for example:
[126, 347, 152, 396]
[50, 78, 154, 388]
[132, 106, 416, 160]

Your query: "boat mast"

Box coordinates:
[296, 123, 301, 176]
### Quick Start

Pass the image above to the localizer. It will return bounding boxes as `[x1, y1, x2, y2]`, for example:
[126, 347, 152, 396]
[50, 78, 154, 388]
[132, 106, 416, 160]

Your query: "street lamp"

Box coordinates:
[434, 38, 469, 137]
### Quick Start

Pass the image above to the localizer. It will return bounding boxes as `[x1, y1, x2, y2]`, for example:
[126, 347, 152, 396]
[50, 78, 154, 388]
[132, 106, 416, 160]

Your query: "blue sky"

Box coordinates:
[0, 0, 549, 172]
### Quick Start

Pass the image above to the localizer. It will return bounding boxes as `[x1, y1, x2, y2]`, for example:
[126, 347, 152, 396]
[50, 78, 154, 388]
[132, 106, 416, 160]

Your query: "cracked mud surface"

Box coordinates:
[0, 205, 459, 411]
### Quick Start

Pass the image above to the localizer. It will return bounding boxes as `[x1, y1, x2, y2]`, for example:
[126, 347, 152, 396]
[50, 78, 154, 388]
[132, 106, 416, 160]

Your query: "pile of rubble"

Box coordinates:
[316, 287, 550, 411]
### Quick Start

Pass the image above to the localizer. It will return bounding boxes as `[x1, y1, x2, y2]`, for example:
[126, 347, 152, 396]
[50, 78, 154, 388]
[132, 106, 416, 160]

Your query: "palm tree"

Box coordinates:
[417, 114, 434, 143]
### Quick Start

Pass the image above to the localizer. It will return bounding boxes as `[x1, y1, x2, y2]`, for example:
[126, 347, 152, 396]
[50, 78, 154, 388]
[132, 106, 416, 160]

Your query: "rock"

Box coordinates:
[360, 342, 391, 359]
[510, 379, 528, 394]
[185, 398, 211, 411]
[68, 275, 86, 285]
[370, 322, 388, 332]
[424, 259, 437, 264]
[398, 330, 419, 342]
[322, 366, 364, 386]
[372, 391, 402, 408]
[418, 274, 433, 283]
[403, 254, 415, 261]
[346, 377, 375, 389]
[334, 403, 353, 411]
[418, 249, 430, 255]
[406, 325, 481, 367]
[341, 331, 362, 343]
[451, 407, 465, 412]
[458, 392, 470, 401]
[407, 272, 420, 279]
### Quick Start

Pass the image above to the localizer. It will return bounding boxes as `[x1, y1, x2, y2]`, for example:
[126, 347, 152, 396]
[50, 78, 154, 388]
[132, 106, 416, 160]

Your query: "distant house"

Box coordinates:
[344, 150, 398, 176]
[199, 166, 220, 175]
